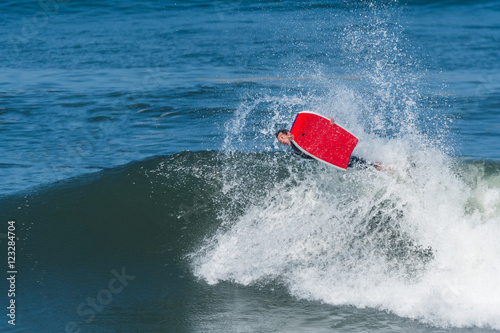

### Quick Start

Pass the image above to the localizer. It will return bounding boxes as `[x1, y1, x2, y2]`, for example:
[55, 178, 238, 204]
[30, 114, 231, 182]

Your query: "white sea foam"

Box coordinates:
[191, 75, 500, 328]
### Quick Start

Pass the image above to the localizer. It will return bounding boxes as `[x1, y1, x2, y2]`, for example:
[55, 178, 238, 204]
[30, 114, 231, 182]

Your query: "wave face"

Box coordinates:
[2, 151, 499, 331]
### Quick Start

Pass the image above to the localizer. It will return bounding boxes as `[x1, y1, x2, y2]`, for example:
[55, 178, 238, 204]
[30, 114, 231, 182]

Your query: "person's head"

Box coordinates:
[275, 129, 292, 146]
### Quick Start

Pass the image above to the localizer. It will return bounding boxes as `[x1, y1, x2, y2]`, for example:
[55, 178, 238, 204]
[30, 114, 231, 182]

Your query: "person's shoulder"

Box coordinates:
[291, 144, 314, 159]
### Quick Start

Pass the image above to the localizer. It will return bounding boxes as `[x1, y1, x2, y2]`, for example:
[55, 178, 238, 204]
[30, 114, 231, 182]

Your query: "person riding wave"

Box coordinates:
[275, 117, 387, 171]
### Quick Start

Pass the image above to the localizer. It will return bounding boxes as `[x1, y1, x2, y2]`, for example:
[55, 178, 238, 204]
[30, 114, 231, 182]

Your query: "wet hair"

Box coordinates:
[274, 129, 289, 139]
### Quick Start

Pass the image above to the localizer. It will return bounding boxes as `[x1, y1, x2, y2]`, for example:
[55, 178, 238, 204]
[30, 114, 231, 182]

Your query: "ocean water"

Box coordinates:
[1, 0, 500, 332]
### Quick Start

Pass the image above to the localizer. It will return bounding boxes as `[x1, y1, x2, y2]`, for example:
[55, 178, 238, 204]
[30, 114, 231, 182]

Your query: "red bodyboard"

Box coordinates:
[290, 111, 358, 170]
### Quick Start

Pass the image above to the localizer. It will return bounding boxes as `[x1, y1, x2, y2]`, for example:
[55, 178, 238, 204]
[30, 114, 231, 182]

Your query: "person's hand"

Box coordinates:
[328, 117, 335, 125]
[289, 134, 295, 141]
